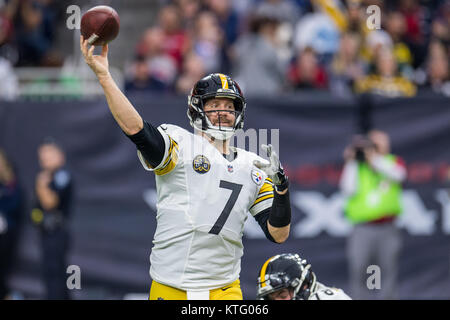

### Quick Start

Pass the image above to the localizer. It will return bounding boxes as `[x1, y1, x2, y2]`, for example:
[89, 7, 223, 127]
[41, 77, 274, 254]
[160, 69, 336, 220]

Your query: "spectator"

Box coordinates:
[135, 27, 178, 90]
[0, 0, 14, 46]
[345, 0, 370, 36]
[0, 3, 18, 100]
[175, 51, 207, 94]
[398, 0, 427, 45]
[125, 55, 171, 93]
[255, 0, 302, 63]
[31, 139, 73, 300]
[204, 0, 241, 72]
[190, 10, 224, 74]
[429, 1, 449, 52]
[174, 0, 201, 30]
[0, 0, 18, 65]
[288, 46, 328, 90]
[363, 29, 394, 65]
[255, 0, 302, 28]
[11, 0, 61, 66]
[329, 32, 367, 97]
[354, 47, 417, 97]
[293, 8, 340, 62]
[430, 17, 449, 46]
[384, 10, 414, 78]
[230, 0, 256, 22]
[205, 0, 240, 46]
[156, 4, 189, 71]
[416, 40, 450, 96]
[341, 0, 384, 69]
[232, 14, 286, 96]
[340, 130, 407, 299]
[0, 149, 23, 300]
[398, 0, 429, 67]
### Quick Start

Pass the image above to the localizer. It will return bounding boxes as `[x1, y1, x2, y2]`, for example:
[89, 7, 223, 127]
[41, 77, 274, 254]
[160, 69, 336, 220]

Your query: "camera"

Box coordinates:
[351, 135, 375, 162]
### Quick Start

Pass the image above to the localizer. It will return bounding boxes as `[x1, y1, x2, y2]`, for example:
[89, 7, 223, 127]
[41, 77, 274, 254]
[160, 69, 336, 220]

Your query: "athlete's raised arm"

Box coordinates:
[80, 35, 166, 168]
[80, 35, 143, 135]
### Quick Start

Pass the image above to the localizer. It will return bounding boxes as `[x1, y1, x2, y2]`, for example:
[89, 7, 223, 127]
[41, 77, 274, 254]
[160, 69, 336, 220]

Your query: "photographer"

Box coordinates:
[339, 130, 406, 299]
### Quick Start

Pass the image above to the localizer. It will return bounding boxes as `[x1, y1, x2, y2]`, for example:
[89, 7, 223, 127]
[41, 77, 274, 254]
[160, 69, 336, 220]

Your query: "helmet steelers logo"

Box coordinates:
[193, 155, 211, 174]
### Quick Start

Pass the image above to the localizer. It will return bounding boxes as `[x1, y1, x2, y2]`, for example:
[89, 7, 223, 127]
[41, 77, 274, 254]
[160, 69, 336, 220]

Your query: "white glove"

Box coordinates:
[253, 144, 289, 191]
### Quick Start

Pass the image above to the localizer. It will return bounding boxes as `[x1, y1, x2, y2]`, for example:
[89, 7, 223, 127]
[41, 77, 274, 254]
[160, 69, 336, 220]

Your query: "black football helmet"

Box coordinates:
[187, 73, 246, 140]
[257, 253, 317, 300]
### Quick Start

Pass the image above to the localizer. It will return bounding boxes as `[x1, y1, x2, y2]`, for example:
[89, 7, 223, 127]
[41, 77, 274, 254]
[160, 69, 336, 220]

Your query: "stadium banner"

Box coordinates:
[0, 91, 449, 299]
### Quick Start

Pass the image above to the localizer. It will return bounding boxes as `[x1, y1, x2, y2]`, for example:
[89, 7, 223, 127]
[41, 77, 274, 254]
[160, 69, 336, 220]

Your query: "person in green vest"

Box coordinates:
[339, 130, 407, 299]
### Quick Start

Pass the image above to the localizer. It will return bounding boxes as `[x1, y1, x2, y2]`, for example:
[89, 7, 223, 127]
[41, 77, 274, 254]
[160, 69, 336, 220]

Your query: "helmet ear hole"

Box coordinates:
[291, 279, 300, 287]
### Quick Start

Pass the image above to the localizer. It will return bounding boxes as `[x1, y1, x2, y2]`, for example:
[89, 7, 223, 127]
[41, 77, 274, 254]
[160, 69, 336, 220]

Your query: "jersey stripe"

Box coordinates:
[257, 191, 273, 199]
[258, 182, 273, 195]
[249, 178, 274, 214]
[252, 194, 274, 206]
[155, 138, 179, 176]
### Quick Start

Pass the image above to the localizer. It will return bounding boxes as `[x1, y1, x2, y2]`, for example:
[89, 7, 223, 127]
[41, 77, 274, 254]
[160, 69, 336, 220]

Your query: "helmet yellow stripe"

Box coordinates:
[259, 255, 276, 287]
[218, 74, 229, 89]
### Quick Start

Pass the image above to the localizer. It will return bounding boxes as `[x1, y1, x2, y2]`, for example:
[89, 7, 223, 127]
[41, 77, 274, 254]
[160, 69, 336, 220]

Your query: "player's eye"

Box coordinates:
[205, 104, 217, 110]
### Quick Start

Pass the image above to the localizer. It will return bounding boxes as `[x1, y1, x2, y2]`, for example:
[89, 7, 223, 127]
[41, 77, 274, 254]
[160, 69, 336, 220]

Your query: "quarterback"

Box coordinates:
[257, 253, 351, 300]
[80, 37, 292, 300]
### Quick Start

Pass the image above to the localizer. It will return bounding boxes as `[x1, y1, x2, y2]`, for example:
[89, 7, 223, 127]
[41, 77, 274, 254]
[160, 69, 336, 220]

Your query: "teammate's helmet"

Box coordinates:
[187, 73, 246, 140]
[256, 253, 317, 300]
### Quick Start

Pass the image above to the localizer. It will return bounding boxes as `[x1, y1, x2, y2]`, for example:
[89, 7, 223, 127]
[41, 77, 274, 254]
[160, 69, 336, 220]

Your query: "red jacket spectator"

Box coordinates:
[288, 47, 328, 90]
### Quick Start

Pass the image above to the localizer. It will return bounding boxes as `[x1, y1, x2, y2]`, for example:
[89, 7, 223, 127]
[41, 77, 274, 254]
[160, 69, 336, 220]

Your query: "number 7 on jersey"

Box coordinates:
[208, 180, 243, 235]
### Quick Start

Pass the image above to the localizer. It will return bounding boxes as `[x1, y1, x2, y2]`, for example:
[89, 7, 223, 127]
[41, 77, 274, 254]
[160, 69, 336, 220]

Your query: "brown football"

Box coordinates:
[81, 5, 120, 46]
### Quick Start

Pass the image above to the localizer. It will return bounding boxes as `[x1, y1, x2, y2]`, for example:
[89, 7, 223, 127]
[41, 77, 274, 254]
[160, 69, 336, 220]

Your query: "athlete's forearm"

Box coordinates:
[98, 74, 143, 135]
[268, 223, 290, 243]
[267, 190, 291, 243]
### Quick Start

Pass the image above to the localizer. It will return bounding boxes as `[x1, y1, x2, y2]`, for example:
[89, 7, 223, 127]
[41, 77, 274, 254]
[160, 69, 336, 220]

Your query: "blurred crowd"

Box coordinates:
[0, 0, 65, 66]
[1, 0, 449, 100]
[0, 0, 67, 100]
[125, 0, 450, 98]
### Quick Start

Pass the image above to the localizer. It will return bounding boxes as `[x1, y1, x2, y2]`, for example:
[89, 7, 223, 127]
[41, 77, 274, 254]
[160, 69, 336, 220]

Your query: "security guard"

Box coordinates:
[32, 140, 73, 300]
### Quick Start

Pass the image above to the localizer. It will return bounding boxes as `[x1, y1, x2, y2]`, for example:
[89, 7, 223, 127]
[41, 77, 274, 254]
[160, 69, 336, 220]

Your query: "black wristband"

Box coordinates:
[268, 190, 291, 228]
[275, 174, 289, 192]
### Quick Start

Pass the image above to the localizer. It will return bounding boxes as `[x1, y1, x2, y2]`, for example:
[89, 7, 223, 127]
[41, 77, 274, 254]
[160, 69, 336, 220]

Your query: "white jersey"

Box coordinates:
[309, 282, 352, 300]
[137, 124, 274, 291]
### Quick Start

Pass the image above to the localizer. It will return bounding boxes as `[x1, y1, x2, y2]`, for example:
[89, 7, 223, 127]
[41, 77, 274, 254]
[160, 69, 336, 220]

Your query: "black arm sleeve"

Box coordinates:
[268, 190, 291, 228]
[254, 191, 291, 243]
[125, 120, 166, 168]
[254, 208, 277, 243]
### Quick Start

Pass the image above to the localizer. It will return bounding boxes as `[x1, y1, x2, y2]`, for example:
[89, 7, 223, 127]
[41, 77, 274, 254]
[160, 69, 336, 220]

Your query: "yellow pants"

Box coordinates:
[149, 279, 243, 300]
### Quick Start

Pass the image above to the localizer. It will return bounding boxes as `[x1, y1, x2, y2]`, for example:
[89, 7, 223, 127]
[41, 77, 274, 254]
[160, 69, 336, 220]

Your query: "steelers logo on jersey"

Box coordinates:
[193, 155, 211, 174]
[251, 169, 264, 185]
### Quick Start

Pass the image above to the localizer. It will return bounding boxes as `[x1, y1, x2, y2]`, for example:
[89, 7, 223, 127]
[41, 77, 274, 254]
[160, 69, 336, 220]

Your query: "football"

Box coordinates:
[81, 5, 120, 46]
